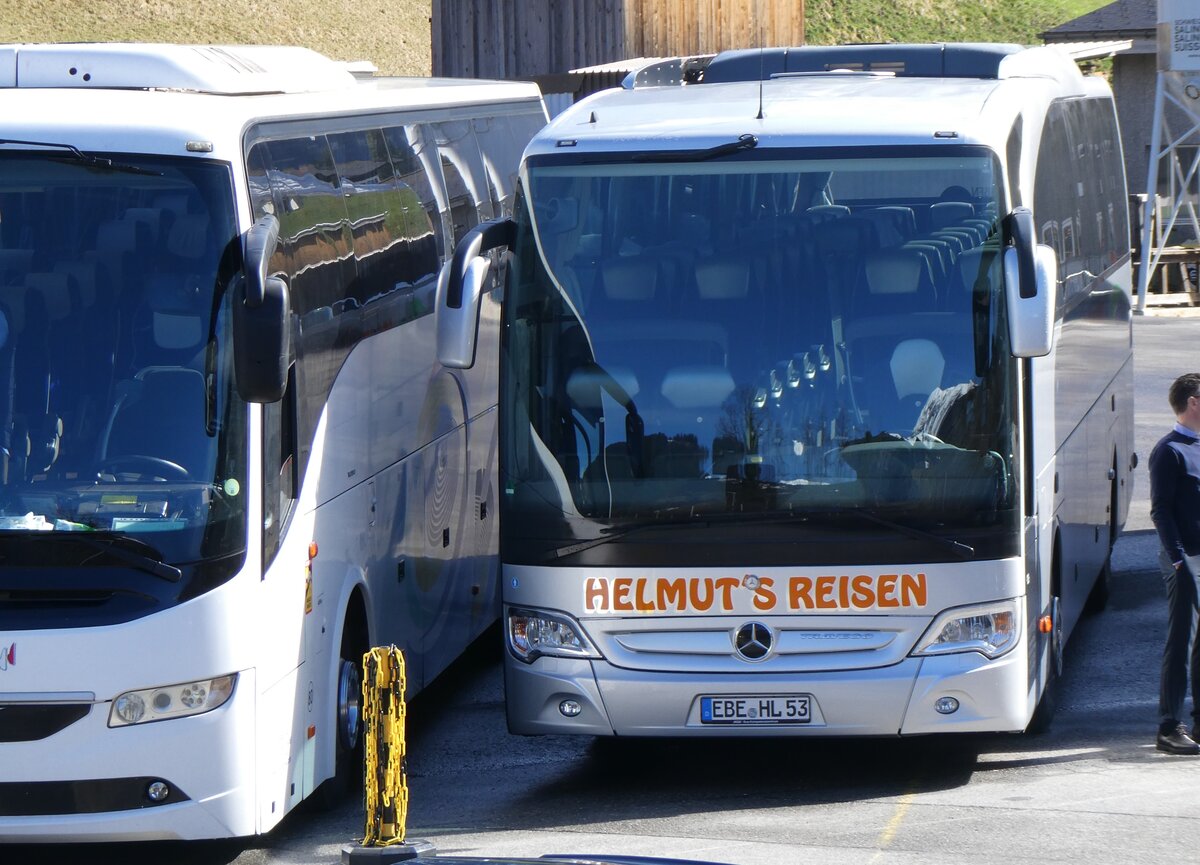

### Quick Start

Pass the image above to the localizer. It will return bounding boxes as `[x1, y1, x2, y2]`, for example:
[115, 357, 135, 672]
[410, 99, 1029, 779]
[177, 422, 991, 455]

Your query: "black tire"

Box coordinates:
[310, 629, 365, 811]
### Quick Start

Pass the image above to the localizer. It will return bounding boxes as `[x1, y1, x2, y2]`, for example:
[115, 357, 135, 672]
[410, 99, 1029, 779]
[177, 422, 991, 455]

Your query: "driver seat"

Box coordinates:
[865, 338, 945, 435]
[100, 366, 210, 480]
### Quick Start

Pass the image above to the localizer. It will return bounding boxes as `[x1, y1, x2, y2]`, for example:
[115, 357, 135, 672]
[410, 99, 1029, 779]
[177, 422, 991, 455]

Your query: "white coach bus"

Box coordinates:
[0, 43, 544, 840]
[439, 43, 1132, 738]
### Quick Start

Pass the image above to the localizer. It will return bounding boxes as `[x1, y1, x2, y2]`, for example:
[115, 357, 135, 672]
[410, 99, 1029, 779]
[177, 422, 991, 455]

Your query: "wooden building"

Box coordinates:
[431, 0, 806, 81]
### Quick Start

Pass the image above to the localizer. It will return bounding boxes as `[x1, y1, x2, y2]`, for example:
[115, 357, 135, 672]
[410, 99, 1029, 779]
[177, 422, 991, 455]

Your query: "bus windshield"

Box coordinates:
[0, 150, 246, 565]
[502, 148, 1019, 565]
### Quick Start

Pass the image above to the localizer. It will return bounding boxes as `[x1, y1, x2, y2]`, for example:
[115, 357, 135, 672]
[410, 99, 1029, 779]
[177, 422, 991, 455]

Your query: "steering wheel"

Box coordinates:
[100, 455, 190, 481]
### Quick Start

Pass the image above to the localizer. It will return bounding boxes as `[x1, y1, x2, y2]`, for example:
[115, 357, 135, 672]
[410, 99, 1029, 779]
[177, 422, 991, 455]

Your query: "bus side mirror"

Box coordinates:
[234, 214, 291, 402]
[438, 217, 515, 369]
[1003, 207, 1056, 358]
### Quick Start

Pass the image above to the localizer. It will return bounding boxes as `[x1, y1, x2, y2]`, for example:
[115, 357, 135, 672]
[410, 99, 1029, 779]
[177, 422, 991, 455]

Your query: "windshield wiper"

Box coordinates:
[543, 505, 975, 562]
[815, 508, 976, 560]
[56, 533, 183, 583]
[543, 513, 705, 561]
[631, 133, 757, 163]
[0, 138, 163, 176]
[543, 508, 813, 561]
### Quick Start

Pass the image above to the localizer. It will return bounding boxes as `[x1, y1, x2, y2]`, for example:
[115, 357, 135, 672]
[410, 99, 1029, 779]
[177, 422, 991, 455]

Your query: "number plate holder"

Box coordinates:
[699, 694, 812, 725]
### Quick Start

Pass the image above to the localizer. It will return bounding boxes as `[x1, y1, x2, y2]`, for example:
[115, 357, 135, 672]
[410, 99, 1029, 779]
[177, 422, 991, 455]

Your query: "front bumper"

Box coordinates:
[0, 671, 256, 842]
[505, 647, 1030, 736]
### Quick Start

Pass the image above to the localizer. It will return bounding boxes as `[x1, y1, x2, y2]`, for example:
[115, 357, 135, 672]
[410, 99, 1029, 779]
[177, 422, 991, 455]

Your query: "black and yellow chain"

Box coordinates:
[361, 646, 408, 847]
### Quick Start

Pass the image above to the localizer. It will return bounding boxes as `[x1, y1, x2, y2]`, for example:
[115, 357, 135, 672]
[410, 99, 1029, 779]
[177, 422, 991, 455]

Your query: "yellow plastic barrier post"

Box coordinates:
[341, 646, 434, 864]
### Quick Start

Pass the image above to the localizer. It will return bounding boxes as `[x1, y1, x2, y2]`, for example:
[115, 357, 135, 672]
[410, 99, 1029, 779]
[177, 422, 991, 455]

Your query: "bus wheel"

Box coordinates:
[312, 626, 365, 810]
[334, 657, 363, 754]
[1027, 595, 1062, 734]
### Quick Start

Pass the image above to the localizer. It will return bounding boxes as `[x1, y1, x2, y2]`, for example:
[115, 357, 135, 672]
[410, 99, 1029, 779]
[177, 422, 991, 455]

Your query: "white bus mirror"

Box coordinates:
[438, 217, 515, 369]
[437, 255, 489, 368]
[1003, 208, 1056, 358]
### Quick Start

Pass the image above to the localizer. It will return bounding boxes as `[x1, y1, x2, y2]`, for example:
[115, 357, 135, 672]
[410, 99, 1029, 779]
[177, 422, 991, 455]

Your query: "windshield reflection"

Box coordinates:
[501, 149, 1019, 563]
[0, 151, 246, 564]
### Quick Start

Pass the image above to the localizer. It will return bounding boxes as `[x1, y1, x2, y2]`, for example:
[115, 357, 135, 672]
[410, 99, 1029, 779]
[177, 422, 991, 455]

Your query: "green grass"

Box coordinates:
[0, 0, 433, 76]
[0, 1, 1110, 78]
[804, 0, 1111, 46]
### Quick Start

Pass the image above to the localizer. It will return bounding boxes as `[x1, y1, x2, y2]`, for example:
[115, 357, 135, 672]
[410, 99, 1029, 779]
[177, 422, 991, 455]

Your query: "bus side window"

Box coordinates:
[378, 126, 441, 320]
[388, 122, 451, 261]
[1005, 116, 1022, 209]
[262, 366, 297, 569]
[431, 119, 491, 246]
[246, 145, 275, 224]
[264, 135, 355, 321]
[245, 143, 299, 568]
[329, 127, 441, 325]
[264, 134, 356, 500]
[328, 128, 404, 308]
[1034, 103, 1073, 315]
[471, 111, 546, 218]
[386, 124, 449, 263]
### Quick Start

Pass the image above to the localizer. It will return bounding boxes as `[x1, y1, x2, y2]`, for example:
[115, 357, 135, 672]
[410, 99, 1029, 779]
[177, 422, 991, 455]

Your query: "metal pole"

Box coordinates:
[1137, 73, 1166, 313]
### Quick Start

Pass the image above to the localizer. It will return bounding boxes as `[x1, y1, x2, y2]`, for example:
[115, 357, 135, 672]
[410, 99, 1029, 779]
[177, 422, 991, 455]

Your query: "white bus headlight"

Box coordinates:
[912, 600, 1020, 659]
[507, 607, 600, 663]
[109, 674, 237, 727]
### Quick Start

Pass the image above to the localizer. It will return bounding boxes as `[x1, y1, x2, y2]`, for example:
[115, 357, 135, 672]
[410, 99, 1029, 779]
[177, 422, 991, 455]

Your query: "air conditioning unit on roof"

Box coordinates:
[0, 43, 359, 95]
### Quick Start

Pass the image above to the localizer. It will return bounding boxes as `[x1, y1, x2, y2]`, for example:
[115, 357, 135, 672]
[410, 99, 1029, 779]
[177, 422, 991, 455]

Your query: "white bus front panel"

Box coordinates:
[503, 559, 1030, 736]
[0, 588, 261, 841]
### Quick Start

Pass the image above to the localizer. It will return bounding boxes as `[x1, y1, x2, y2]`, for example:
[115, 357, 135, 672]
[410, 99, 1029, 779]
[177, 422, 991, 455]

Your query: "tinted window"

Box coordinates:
[432, 119, 492, 244]
[1034, 98, 1130, 315]
[328, 128, 398, 307]
[385, 124, 449, 261]
[244, 107, 543, 547]
[260, 136, 356, 318]
[1006, 116, 1022, 208]
[472, 112, 544, 216]
[258, 135, 357, 494]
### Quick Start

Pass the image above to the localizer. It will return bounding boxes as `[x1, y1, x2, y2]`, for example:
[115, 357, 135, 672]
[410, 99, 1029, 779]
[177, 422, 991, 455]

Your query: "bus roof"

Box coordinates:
[528, 44, 1107, 159]
[0, 43, 544, 161]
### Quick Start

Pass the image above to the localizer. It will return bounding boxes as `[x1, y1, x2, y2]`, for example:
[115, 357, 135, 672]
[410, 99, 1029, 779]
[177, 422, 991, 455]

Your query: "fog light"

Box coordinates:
[146, 780, 170, 803]
[559, 699, 582, 717]
[935, 696, 960, 715]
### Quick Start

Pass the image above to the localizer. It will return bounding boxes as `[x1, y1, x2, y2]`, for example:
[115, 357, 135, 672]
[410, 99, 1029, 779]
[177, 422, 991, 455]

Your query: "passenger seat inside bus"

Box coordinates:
[846, 251, 945, 435]
[851, 249, 937, 317]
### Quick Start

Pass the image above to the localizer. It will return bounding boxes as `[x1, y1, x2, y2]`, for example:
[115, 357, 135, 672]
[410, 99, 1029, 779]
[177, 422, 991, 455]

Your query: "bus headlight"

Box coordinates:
[109, 674, 237, 727]
[911, 600, 1020, 659]
[507, 607, 600, 664]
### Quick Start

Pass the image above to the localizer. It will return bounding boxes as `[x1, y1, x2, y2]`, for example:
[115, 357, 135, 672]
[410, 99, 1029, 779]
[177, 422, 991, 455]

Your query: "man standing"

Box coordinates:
[1149, 373, 1200, 755]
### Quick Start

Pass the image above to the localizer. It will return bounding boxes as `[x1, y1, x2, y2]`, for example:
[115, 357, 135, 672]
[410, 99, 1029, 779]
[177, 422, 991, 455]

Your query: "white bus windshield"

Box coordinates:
[502, 149, 1019, 565]
[0, 151, 245, 567]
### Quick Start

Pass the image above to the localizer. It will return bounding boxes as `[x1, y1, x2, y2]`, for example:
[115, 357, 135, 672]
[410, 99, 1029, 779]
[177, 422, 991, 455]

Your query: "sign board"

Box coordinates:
[1160, 0, 1200, 72]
